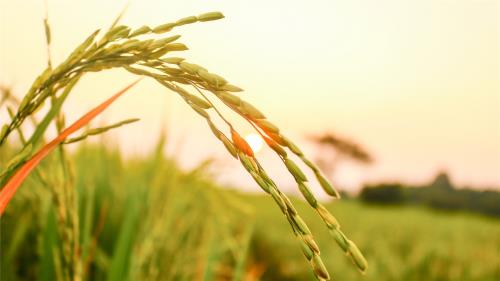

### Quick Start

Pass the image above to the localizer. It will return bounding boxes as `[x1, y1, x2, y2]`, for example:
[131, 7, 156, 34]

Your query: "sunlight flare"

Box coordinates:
[244, 133, 264, 154]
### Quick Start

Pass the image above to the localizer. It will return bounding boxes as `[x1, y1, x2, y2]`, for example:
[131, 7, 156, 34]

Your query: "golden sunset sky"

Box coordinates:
[1, 0, 498, 192]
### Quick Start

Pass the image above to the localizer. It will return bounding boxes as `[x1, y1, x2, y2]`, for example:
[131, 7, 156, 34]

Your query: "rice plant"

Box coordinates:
[0, 10, 367, 280]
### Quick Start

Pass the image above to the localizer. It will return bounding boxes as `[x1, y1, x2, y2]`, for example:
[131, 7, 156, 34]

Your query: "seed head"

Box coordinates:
[231, 129, 254, 157]
[330, 229, 349, 253]
[217, 91, 241, 106]
[256, 119, 279, 134]
[301, 156, 319, 172]
[190, 104, 209, 118]
[197, 70, 227, 86]
[298, 182, 317, 207]
[268, 132, 287, 146]
[153, 22, 176, 33]
[315, 172, 340, 198]
[300, 238, 314, 260]
[161, 57, 185, 64]
[197, 11, 225, 22]
[303, 234, 320, 254]
[164, 43, 188, 51]
[285, 138, 303, 156]
[240, 101, 265, 119]
[175, 16, 198, 26]
[269, 188, 287, 213]
[239, 152, 257, 171]
[179, 62, 199, 74]
[130, 25, 151, 37]
[316, 204, 339, 229]
[221, 84, 243, 92]
[348, 240, 368, 272]
[284, 158, 307, 182]
[220, 134, 238, 159]
[187, 94, 211, 109]
[250, 171, 270, 193]
[151, 35, 181, 49]
[311, 255, 330, 280]
[264, 137, 287, 157]
[292, 214, 311, 235]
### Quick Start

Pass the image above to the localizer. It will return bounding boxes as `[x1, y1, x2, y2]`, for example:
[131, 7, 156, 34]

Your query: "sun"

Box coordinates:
[244, 133, 264, 153]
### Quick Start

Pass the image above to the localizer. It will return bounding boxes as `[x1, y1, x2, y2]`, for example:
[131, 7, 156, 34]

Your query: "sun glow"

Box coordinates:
[244, 133, 264, 154]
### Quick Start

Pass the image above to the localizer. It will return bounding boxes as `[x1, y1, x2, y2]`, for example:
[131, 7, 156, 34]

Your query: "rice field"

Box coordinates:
[2, 143, 499, 281]
[1, 5, 498, 281]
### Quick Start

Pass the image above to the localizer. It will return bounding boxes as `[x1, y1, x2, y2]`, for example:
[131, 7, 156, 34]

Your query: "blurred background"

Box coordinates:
[1, 1, 499, 280]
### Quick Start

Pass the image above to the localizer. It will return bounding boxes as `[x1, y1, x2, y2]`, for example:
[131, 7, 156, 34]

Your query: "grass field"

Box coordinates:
[1, 143, 499, 281]
[249, 196, 500, 280]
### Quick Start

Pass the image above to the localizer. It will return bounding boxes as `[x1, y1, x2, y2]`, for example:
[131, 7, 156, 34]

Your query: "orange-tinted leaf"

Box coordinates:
[0, 80, 140, 215]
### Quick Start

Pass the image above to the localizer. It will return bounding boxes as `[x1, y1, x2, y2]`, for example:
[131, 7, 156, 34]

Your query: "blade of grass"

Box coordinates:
[28, 75, 80, 148]
[200, 224, 220, 281]
[80, 182, 95, 269]
[5, 212, 32, 260]
[232, 224, 254, 281]
[0, 80, 140, 215]
[106, 193, 141, 281]
[39, 206, 59, 281]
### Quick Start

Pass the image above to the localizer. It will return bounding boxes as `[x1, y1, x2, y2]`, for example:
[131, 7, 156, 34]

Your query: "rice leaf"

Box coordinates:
[0, 80, 139, 215]
[105, 194, 141, 281]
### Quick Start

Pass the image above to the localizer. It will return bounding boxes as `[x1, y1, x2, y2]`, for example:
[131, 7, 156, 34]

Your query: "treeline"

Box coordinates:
[359, 173, 500, 217]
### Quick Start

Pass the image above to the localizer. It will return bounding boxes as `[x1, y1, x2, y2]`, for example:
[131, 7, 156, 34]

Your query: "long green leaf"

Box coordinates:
[106, 194, 141, 281]
[28, 75, 80, 148]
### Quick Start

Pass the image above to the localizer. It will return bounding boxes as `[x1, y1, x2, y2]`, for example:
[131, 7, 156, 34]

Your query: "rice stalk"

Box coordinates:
[63, 118, 140, 144]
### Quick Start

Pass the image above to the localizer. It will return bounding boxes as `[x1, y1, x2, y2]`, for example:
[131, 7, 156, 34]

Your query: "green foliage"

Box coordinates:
[359, 173, 500, 217]
[360, 184, 405, 204]
[0, 142, 255, 281]
[1, 143, 499, 281]
[250, 197, 500, 281]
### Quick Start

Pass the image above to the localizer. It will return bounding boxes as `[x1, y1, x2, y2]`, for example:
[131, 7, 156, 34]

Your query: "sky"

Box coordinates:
[0, 0, 499, 194]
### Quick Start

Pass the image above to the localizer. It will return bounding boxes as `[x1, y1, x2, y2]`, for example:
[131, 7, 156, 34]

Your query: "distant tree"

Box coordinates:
[359, 171, 500, 217]
[429, 171, 454, 191]
[359, 184, 405, 204]
[309, 132, 373, 188]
